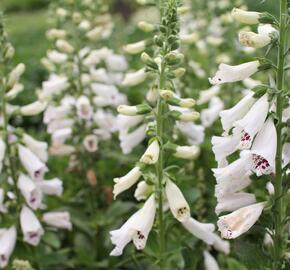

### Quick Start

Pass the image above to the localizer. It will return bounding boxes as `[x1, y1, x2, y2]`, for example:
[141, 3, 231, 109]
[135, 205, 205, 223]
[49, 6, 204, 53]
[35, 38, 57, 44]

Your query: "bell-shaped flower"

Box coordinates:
[83, 134, 98, 152]
[37, 178, 63, 196]
[250, 118, 277, 176]
[43, 212, 72, 230]
[40, 75, 69, 100]
[123, 40, 146, 55]
[0, 139, 6, 173]
[0, 226, 17, 268]
[215, 192, 256, 215]
[20, 101, 47, 116]
[51, 128, 72, 145]
[174, 145, 200, 160]
[119, 124, 147, 154]
[76, 96, 93, 120]
[231, 8, 261, 24]
[22, 134, 48, 162]
[213, 154, 252, 184]
[212, 135, 240, 167]
[140, 140, 160, 164]
[113, 166, 142, 198]
[176, 122, 205, 145]
[110, 194, 156, 256]
[217, 202, 266, 239]
[201, 97, 224, 128]
[219, 92, 255, 135]
[233, 94, 269, 149]
[215, 175, 252, 198]
[165, 179, 190, 222]
[209, 61, 260, 85]
[203, 251, 219, 270]
[17, 174, 43, 210]
[18, 144, 48, 180]
[182, 217, 216, 245]
[20, 206, 44, 246]
[197, 85, 220, 105]
[122, 68, 147, 87]
[134, 181, 154, 201]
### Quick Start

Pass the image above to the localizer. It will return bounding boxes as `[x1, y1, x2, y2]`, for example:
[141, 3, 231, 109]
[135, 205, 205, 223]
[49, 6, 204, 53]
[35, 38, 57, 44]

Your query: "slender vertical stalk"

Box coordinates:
[156, 61, 166, 270]
[273, 0, 287, 268]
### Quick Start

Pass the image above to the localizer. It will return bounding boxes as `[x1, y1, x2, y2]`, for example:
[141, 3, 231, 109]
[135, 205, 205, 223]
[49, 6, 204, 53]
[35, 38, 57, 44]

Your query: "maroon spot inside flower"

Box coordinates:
[0, 254, 6, 262]
[252, 154, 271, 174]
[29, 232, 38, 239]
[34, 170, 41, 178]
[137, 231, 145, 240]
[30, 197, 36, 204]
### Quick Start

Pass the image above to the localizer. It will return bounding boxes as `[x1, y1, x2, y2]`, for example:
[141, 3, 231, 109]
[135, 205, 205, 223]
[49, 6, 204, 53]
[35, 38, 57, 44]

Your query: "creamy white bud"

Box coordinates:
[134, 181, 154, 201]
[46, 29, 66, 40]
[20, 101, 47, 116]
[123, 40, 146, 55]
[140, 140, 160, 164]
[5, 83, 24, 100]
[174, 145, 200, 159]
[56, 39, 74, 54]
[122, 69, 147, 87]
[232, 8, 261, 24]
[43, 212, 72, 230]
[7, 64, 25, 88]
[180, 33, 199, 44]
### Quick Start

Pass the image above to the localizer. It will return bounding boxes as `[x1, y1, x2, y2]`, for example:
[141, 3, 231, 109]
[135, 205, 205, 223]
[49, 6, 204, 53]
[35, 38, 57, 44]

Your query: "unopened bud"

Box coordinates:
[138, 21, 155, 32]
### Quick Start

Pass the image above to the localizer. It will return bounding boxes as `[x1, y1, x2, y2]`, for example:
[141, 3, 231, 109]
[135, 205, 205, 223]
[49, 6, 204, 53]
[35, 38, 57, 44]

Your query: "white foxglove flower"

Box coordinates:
[110, 194, 156, 256]
[117, 115, 144, 133]
[215, 192, 256, 215]
[233, 94, 269, 149]
[20, 206, 44, 246]
[7, 63, 25, 88]
[40, 75, 69, 99]
[20, 101, 47, 116]
[218, 202, 266, 239]
[209, 61, 260, 85]
[180, 33, 199, 44]
[0, 227, 17, 268]
[22, 134, 48, 162]
[17, 174, 42, 210]
[182, 217, 216, 245]
[47, 118, 74, 134]
[174, 145, 200, 159]
[197, 85, 220, 105]
[43, 104, 70, 124]
[83, 135, 98, 152]
[113, 167, 142, 198]
[231, 8, 261, 24]
[213, 155, 252, 184]
[176, 122, 205, 145]
[0, 189, 7, 213]
[119, 124, 147, 154]
[140, 140, 160, 164]
[134, 181, 154, 201]
[105, 54, 128, 72]
[123, 40, 146, 55]
[215, 175, 252, 198]
[49, 144, 75, 156]
[266, 182, 275, 195]
[51, 128, 72, 145]
[165, 179, 190, 222]
[43, 212, 72, 230]
[212, 135, 240, 167]
[219, 92, 255, 135]
[18, 144, 48, 180]
[0, 139, 6, 173]
[203, 251, 219, 270]
[76, 96, 93, 120]
[47, 50, 68, 64]
[201, 97, 224, 127]
[56, 39, 74, 54]
[122, 69, 147, 87]
[250, 118, 277, 176]
[5, 83, 24, 100]
[243, 78, 261, 89]
[282, 143, 290, 166]
[37, 178, 63, 196]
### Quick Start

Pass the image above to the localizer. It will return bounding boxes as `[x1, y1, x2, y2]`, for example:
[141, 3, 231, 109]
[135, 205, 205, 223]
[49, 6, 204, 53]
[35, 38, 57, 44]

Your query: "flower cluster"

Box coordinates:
[110, 1, 229, 268]
[39, 0, 127, 169]
[0, 17, 71, 268]
[210, 7, 289, 239]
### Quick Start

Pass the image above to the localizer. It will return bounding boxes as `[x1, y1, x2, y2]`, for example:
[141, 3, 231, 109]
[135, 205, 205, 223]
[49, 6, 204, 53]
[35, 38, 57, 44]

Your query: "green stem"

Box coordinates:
[273, 0, 287, 268]
[156, 61, 166, 270]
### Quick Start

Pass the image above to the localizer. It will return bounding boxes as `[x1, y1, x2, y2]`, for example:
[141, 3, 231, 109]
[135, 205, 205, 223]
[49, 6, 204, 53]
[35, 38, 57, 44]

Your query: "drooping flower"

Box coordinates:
[209, 61, 260, 85]
[233, 94, 269, 150]
[217, 202, 266, 239]
[20, 101, 47, 116]
[0, 227, 17, 268]
[110, 194, 156, 256]
[43, 212, 72, 230]
[113, 166, 142, 198]
[203, 251, 219, 270]
[18, 144, 48, 180]
[37, 178, 63, 196]
[165, 179, 190, 222]
[122, 68, 147, 87]
[22, 134, 48, 162]
[20, 206, 44, 246]
[134, 181, 154, 201]
[140, 140, 160, 164]
[197, 85, 220, 105]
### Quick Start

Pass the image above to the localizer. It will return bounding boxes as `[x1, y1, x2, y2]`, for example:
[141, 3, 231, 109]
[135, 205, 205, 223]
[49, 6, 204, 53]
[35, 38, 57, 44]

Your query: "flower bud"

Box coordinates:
[20, 101, 47, 116]
[239, 31, 271, 48]
[56, 39, 74, 54]
[56, 8, 68, 19]
[160, 90, 174, 100]
[173, 68, 186, 78]
[231, 8, 261, 24]
[140, 140, 160, 164]
[86, 26, 102, 41]
[72, 12, 82, 23]
[180, 33, 199, 44]
[5, 83, 24, 100]
[122, 68, 147, 87]
[134, 181, 154, 201]
[7, 63, 25, 89]
[123, 40, 146, 55]
[138, 21, 155, 32]
[46, 29, 67, 40]
[4, 43, 15, 60]
[170, 110, 200, 122]
[117, 104, 152, 116]
[165, 52, 184, 65]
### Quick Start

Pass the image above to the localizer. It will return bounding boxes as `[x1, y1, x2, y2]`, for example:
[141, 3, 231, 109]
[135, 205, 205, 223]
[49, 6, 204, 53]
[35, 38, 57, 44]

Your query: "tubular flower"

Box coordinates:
[0, 227, 17, 268]
[209, 61, 260, 85]
[217, 202, 266, 239]
[110, 194, 156, 256]
[140, 140, 160, 164]
[43, 212, 72, 230]
[231, 8, 261, 24]
[203, 251, 219, 270]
